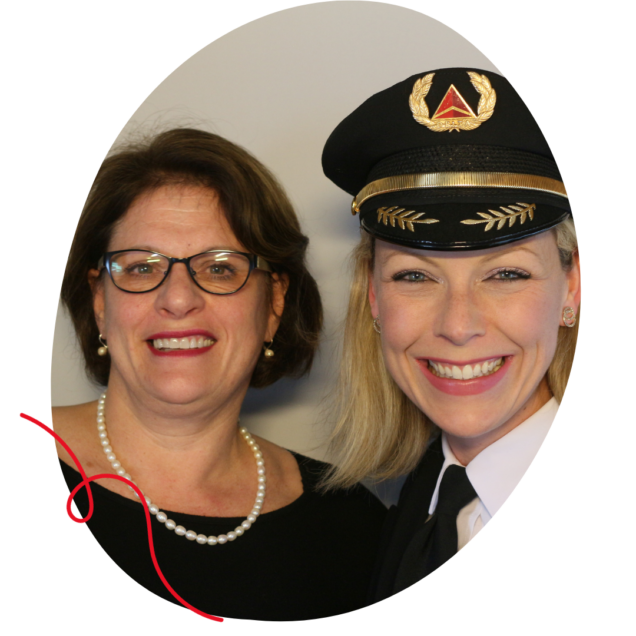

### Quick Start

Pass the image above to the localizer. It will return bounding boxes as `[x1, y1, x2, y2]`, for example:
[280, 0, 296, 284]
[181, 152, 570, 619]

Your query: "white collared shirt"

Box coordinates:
[428, 398, 558, 549]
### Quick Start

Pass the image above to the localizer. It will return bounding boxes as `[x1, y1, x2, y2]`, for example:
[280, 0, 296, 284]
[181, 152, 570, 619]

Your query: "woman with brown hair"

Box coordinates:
[54, 128, 386, 620]
[322, 68, 580, 600]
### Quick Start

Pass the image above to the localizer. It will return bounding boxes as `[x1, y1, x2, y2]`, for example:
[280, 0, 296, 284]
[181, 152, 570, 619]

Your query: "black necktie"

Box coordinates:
[393, 464, 478, 593]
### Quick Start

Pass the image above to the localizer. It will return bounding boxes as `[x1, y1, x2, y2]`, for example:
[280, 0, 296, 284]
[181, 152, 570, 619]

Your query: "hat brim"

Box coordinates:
[359, 188, 571, 250]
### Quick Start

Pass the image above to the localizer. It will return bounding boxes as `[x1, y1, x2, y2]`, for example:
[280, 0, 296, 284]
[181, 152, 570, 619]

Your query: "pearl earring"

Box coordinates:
[562, 307, 577, 328]
[373, 317, 382, 334]
[263, 340, 275, 358]
[97, 334, 108, 356]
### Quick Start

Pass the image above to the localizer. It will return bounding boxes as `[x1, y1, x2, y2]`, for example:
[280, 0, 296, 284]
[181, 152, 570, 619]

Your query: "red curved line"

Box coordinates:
[21, 412, 95, 522]
[20, 412, 224, 622]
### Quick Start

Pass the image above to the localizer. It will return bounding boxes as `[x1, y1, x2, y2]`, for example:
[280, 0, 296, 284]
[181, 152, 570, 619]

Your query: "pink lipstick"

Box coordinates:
[417, 356, 511, 396]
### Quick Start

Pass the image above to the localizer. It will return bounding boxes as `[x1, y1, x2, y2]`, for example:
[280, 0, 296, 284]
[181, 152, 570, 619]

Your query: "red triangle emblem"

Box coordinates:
[432, 85, 476, 120]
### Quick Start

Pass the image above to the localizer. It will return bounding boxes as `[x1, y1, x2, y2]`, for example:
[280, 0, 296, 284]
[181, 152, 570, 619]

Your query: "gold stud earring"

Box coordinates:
[97, 334, 109, 356]
[263, 340, 275, 358]
[562, 307, 577, 328]
[373, 317, 382, 334]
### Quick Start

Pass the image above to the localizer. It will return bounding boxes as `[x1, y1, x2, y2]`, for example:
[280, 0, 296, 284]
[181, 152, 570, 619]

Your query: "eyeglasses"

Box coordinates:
[97, 249, 272, 295]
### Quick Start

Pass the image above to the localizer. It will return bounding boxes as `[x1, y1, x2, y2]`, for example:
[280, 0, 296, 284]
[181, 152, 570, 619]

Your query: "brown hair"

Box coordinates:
[61, 128, 323, 388]
[321, 219, 579, 489]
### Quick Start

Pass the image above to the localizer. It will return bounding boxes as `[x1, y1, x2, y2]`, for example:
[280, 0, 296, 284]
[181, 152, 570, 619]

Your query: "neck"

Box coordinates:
[446, 378, 553, 466]
[101, 374, 251, 486]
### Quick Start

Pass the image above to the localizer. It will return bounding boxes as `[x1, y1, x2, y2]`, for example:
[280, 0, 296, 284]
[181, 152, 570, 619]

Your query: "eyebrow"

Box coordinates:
[380, 250, 436, 266]
[478, 245, 543, 263]
[123, 246, 242, 254]
[379, 244, 543, 266]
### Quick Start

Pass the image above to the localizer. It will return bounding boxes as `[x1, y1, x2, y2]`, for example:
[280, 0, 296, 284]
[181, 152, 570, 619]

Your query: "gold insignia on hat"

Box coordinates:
[377, 206, 439, 231]
[410, 72, 496, 132]
[461, 203, 536, 231]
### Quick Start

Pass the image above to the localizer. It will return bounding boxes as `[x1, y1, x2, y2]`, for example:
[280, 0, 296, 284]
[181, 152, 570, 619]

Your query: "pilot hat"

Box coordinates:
[322, 68, 570, 250]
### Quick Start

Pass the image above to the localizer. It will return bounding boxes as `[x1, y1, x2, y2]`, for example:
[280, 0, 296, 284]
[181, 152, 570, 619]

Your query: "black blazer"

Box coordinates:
[369, 436, 445, 602]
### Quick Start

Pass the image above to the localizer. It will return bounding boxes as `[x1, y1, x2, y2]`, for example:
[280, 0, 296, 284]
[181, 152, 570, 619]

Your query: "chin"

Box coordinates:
[143, 377, 213, 407]
[424, 402, 508, 440]
[404, 371, 518, 438]
[402, 357, 529, 438]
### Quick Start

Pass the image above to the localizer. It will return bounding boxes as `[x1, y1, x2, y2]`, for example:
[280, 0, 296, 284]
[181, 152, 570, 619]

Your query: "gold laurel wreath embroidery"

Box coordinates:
[377, 206, 439, 231]
[460, 203, 536, 231]
[409, 72, 497, 132]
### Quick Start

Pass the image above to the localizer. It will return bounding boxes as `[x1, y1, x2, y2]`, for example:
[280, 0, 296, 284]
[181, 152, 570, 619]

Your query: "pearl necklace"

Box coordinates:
[96, 392, 266, 545]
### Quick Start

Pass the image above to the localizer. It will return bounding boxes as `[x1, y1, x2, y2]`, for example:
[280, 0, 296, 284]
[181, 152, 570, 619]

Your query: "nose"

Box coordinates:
[433, 286, 486, 346]
[154, 262, 206, 318]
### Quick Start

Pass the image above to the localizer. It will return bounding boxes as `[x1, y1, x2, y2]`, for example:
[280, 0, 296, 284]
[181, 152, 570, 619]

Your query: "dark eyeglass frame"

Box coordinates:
[97, 249, 273, 295]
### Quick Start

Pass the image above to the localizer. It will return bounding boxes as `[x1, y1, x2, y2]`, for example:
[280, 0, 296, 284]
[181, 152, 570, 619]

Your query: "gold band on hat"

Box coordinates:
[351, 172, 568, 215]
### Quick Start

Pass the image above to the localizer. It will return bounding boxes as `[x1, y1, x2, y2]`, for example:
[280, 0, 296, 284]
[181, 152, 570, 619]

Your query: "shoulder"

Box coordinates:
[52, 401, 103, 471]
[292, 452, 330, 481]
[52, 401, 95, 425]
[293, 452, 388, 515]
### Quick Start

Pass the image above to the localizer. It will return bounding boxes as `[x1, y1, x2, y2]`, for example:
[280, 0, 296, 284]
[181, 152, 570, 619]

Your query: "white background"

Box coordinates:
[2, 0, 633, 634]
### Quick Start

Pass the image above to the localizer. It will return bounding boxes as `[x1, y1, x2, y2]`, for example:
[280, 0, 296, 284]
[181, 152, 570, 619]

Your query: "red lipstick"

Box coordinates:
[147, 330, 216, 340]
[146, 330, 216, 357]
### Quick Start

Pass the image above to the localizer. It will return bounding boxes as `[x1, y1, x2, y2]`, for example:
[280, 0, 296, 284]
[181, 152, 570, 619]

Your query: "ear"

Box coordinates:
[368, 267, 379, 319]
[89, 268, 106, 335]
[265, 272, 289, 340]
[561, 251, 581, 325]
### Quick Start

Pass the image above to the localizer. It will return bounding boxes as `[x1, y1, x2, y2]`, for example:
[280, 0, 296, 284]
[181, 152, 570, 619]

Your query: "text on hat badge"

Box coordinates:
[410, 72, 496, 132]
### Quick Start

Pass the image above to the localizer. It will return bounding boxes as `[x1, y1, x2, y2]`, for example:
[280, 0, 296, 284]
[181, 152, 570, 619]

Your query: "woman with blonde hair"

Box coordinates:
[322, 68, 580, 600]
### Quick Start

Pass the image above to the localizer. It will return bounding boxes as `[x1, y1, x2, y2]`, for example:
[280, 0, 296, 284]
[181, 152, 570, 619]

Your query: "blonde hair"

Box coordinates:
[322, 218, 579, 489]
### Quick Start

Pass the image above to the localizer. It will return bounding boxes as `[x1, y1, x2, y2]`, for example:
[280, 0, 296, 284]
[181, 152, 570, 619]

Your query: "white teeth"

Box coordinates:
[152, 337, 215, 351]
[429, 357, 504, 380]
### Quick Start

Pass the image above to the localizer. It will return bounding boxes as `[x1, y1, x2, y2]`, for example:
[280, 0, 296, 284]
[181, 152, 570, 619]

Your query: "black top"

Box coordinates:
[369, 436, 445, 602]
[60, 453, 387, 621]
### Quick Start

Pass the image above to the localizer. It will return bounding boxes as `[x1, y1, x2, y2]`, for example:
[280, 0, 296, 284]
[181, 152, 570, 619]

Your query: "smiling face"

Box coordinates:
[369, 231, 580, 461]
[91, 184, 285, 410]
